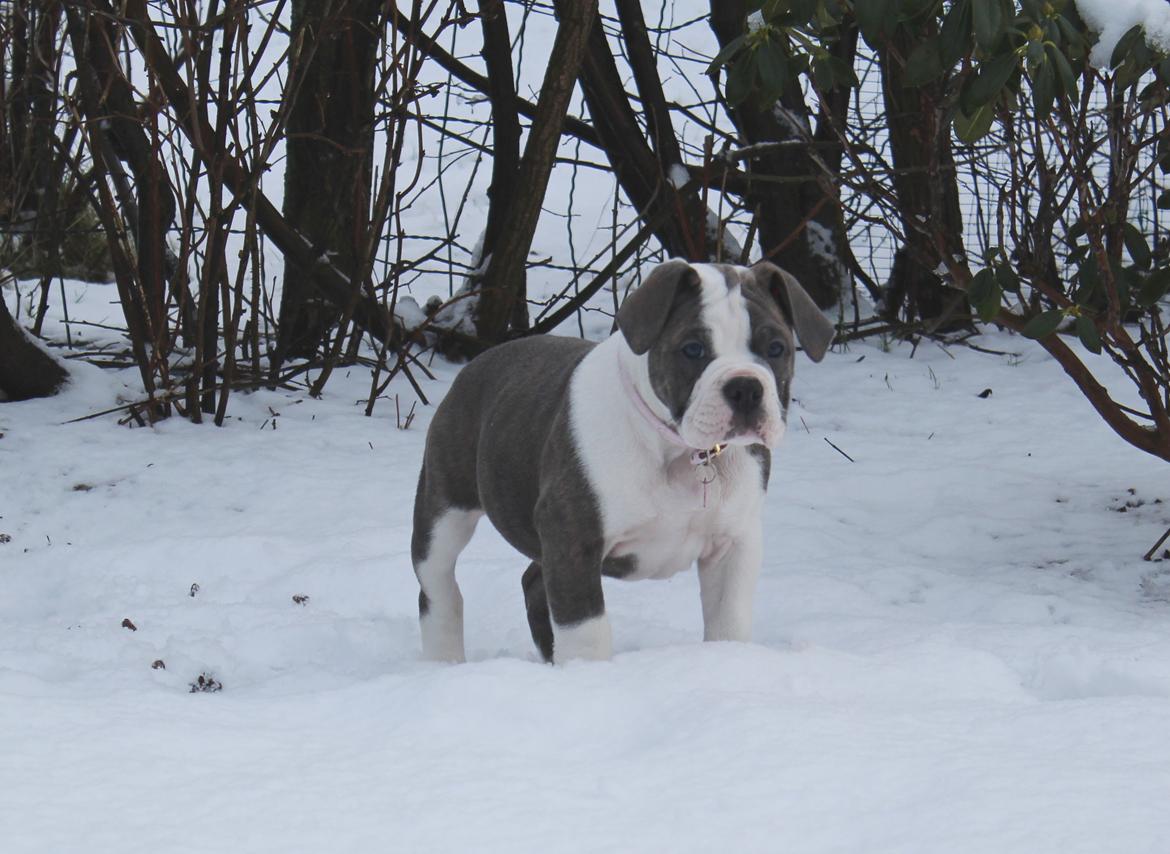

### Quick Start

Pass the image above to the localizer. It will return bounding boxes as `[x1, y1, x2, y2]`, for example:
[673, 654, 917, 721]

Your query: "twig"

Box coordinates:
[823, 437, 855, 462]
[1143, 526, 1170, 562]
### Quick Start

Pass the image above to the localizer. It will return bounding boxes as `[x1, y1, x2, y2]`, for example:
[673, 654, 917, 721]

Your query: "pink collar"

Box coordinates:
[618, 361, 725, 467]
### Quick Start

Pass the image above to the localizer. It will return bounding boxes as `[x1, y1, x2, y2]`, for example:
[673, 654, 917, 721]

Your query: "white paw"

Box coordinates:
[553, 614, 613, 663]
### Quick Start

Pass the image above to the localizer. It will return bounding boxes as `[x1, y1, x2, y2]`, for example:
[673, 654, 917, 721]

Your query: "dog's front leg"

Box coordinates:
[534, 500, 612, 664]
[543, 546, 612, 663]
[697, 524, 762, 643]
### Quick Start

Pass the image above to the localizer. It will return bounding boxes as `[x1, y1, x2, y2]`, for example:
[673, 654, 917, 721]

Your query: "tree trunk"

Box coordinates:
[879, 23, 967, 327]
[0, 288, 67, 400]
[277, 0, 379, 364]
[117, 0, 400, 350]
[26, 1, 61, 275]
[6, 1, 29, 219]
[470, 0, 523, 338]
[66, 5, 176, 348]
[473, 0, 598, 343]
[709, 0, 851, 309]
[3, 2, 63, 269]
[561, 0, 709, 262]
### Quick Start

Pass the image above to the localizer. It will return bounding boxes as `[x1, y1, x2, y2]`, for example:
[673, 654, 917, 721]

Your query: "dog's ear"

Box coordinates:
[753, 261, 835, 362]
[617, 259, 701, 355]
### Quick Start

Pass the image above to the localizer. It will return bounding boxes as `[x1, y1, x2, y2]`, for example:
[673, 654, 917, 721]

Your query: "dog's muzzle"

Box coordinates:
[681, 364, 785, 449]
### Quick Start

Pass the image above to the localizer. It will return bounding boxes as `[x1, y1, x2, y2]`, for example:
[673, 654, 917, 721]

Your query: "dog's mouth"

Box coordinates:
[680, 415, 783, 450]
[722, 426, 769, 446]
[722, 405, 783, 445]
[725, 418, 784, 447]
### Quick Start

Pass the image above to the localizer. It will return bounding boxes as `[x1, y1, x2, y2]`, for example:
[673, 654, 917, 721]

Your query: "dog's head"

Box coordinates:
[617, 259, 834, 450]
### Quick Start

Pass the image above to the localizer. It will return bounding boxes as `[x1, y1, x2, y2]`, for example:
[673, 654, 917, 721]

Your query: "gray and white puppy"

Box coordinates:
[411, 260, 834, 663]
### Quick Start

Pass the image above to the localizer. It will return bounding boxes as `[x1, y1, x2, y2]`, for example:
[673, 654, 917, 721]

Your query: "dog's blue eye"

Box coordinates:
[681, 341, 705, 359]
[767, 339, 787, 359]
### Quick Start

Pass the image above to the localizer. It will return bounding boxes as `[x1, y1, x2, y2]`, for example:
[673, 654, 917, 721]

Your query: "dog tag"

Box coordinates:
[696, 462, 716, 508]
[691, 444, 724, 509]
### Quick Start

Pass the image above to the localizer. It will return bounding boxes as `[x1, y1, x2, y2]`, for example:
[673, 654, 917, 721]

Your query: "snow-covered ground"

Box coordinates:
[8, 0, 1170, 848]
[3, 279, 1170, 852]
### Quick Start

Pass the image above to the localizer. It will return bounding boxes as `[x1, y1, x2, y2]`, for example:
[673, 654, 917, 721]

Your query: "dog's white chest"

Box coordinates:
[603, 451, 761, 579]
[608, 517, 716, 579]
[568, 336, 767, 583]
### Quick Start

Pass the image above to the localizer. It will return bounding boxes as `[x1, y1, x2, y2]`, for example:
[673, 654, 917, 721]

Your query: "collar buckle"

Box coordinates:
[690, 443, 726, 467]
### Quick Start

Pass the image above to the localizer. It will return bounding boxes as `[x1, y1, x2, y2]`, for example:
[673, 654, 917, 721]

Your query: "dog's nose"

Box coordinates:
[722, 376, 764, 414]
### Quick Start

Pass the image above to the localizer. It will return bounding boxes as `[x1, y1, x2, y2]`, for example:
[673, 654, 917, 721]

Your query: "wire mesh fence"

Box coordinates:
[3, 1, 1170, 441]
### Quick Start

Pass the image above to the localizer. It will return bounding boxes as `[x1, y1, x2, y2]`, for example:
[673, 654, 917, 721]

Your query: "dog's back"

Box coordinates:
[413, 334, 595, 560]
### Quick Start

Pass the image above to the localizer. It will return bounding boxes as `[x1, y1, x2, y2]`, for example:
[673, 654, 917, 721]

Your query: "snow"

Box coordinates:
[433, 291, 477, 334]
[392, 295, 428, 332]
[4, 287, 1170, 850]
[805, 220, 851, 291]
[668, 163, 691, 190]
[706, 209, 744, 260]
[1074, 0, 1170, 66]
[772, 103, 812, 136]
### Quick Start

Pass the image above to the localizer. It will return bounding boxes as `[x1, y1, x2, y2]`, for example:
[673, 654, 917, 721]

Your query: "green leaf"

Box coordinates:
[1021, 308, 1065, 339]
[787, 0, 818, 24]
[904, 41, 943, 86]
[965, 50, 1018, 108]
[1055, 13, 1086, 55]
[725, 57, 755, 106]
[1123, 223, 1152, 268]
[968, 266, 994, 302]
[1047, 43, 1078, 100]
[1075, 315, 1102, 354]
[980, 282, 1004, 322]
[1138, 78, 1166, 104]
[968, 268, 1002, 321]
[756, 40, 789, 97]
[953, 101, 997, 143]
[855, 0, 898, 46]
[1120, 39, 1155, 86]
[1113, 262, 1138, 312]
[812, 56, 835, 92]
[828, 55, 860, 89]
[1073, 257, 1099, 305]
[1138, 267, 1170, 307]
[1133, 35, 1153, 68]
[1111, 24, 1144, 69]
[1043, 17, 1061, 45]
[1159, 128, 1170, 164]
[938, 0, 972, 67]
[1158, 190, 1170, 210]
[996, 264, 1021, 294]
[1032, 60, 1055, 120]
[972, 0, 1005, 51]
[708, 34, 746, 75]
[1025, 40, 1044, 68]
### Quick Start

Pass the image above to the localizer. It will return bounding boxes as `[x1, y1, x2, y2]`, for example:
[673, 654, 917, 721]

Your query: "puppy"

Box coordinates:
[411, 260, 834, 662]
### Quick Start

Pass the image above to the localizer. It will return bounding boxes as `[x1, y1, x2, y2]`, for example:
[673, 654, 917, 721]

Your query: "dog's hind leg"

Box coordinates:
[412, 506, 480, 662]
[521, 562, 554, 663]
